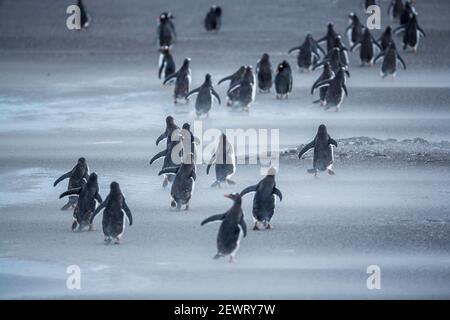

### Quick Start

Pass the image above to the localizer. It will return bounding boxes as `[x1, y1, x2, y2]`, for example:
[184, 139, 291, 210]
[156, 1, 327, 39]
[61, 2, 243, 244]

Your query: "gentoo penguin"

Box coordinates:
[288, 35, 321, 72]
[90, 182, 133, 245]
[201, 193, 247, 262]
[158, 46, 176, 82]
[313, 47, 349, 74]
[227, 66, 256, 110]
[327, 36, 350, 69]
[156, 116, 179, 147]
[317, 23, 339, 52]
[157, 12, 176, 48]
[374, 41, 407, 78]
[204, 6, 222, 32]
[346, 13, 364, 47]
[378, 26, 394, 51]
[150, 137, 183, 188]
[59, 172, 102, 231]
[350, 28, 382, 66]
[163, 58, 191, 104]
[400, 1, 417, 26]
[186, 73, 221, 117]
[218, 66, 246, 106]
[311, 62, 335, 105]
[256, 53, 273, 93]
[394, 14, 426, 52]
[77, 0, 90, 30]
[54, 157, 89, 210]
[274, 60, 293, 99]
[207, 133, 236, 187]
[388, 0, 405, 21]
[311, 68, 348, 111]
[240, 167, 282, 230]
[307, 34, 326, 58]
[298, 124, 338, 178]
[158, 154, 196, 210]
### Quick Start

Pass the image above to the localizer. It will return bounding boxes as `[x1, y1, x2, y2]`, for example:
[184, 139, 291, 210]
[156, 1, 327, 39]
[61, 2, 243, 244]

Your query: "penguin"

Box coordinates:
[156, 116, 179, 147]
[181, 122, 200, 162]
[256, 53, 273, 93]
[227, 66, 256, 110]
[158, 46, 176, 82]
[274, 60, 293, 99]
[158, 155, 196, 211]
[329, 36, 350, 69]
[54, 157, 89, 210]
[157, 12, 176, 48]
[240, 167, 282, 230]
[313, 47, 349, 74]
[186, 74, 221, 117]
[378, 26, 394, 51]
[374, 41, 407, 78]
[288, 35, 322, 72]
[207, 133, 236, 188]
[218, 66, 246, 106]
[163, 58, 191, 104]
[311, 62, 335, 105]
[317, 23, 340, 52]
[77, 0, 90, 30]
[346, 13, 364, 47]
[394, 14, 426, 53]
[90, 182, 132, 245]
[388, 0, 405, 21]
[307, 34, 327, 58]
[350, 28, 382, 66]
[204, 6, 222, 32]
[298, 124, 338, 178]
[311, 68, 348, 111]
[400, 1, 417, 26]
[150, 137, 183, 188]
[59, 172, 102, 231]
[201, 192, 247, 262]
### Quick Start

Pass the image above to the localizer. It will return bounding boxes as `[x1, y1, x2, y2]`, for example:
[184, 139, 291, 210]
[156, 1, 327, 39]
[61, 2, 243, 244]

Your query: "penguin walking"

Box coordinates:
[157, 12, 176, 48]
[374, 42, 407, 78]
[274, 61, 293, 99]
[378, 26, 394, 51]
[400, 1, 417, 26]
[204, 6, 222, 32]
[311, 62, 335, 105]
[59, 172, 102, 231]
[317, 23, 340, 53]
[156, 116, 179, 147]
[313, 48, 348, 74]
[240, 167, 282, 230]
[207, 133, 236, 188]
[163, 58, 191, 104]
[350, 28, 382, 66]
[298, 124, 338, 178]
[388, 0, 405, 21]
[256, 53, 273, 93]
[186, 74, 221, 117]
[346, 13, 364, 47]
[54, 157, 89, 210]
[227, 66, 256, 110]
[394, 14, 426, 52]
[201, 193, 247, 262]
[288, 35, 322, 72]
[77, 0, 90, 30]
[217, 66, 246, 106]
[311, 68, 348, 111]
[90, 182, 132, 245]
[158, 46, 176, 82]
[150, 137, 183, 188]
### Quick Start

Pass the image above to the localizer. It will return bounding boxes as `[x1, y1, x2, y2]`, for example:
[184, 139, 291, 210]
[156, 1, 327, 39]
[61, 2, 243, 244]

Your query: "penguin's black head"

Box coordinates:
[224, 192, 241, 202]
[213, 6, 222, 16]
[78, 157, 86, 164]
[327, 23, 334, 30]
[386, 25, 392, 33]
[317, 124, 328, 139]
[262, 53, 269, 61]
[183, 58, 191, 66]
[363, 28, 371, 37]
[110, 181, 122, 198]
[324, 62, 331, 71]
[182, 122, 191, 131]
[205, 73, 212, 82]
[88, 172, 98, 183]
[166, 116, 175, 126]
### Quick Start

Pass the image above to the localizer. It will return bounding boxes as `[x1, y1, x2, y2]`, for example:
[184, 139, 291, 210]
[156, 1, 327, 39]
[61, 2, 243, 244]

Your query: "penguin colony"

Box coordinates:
[53, 1, 426, 260]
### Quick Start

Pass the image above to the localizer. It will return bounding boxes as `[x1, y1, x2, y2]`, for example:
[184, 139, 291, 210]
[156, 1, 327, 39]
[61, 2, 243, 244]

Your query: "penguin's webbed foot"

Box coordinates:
[213, 253, 222, 260]
[266, 223, 272, 230]
[211, 181, 220, 188]
[71, 221, 78, 231]
[327, 168, 336, 175]
[226, 179, 236, 185]
[61, 202, 73, 211]
[88, 224, 96, 231]
[253, 222, 260, 231]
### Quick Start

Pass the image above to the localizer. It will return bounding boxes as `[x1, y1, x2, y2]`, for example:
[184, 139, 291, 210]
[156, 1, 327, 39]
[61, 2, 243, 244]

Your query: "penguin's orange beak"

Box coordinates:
[223, 194, 231, 199]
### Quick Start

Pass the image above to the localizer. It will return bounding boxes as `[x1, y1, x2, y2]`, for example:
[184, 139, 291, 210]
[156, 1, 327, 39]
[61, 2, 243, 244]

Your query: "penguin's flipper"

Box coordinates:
[212, 89, 221, 104]
[343, 84, 348, 97]
[217, 74, 233, 85]
[186, 87, 200, 100]
[156, 131, 167, 146]
[311, 79, 331, 94]
[329, 138, 338, 148]
[123, 199, 133, 226]
[95, 192, 103, 204]
[150, 149, 167, 165]
[397, 54, 407, 70]
[201, 213, 227, 226]
[240, 185, 257, 197]
[288, 46, 301, 54]
[315, 43, 326, 56]
[158, 166, 179, 175]
[418, 26, 426, 38]
[298, 140, 315, 159]
[312, 61, 325, 71]
[191, 170, 197, 181]
[316, 36, 327, 45]
[158, 60, 166, 79]
[163, 72, 178, 85]
[239, 216, 247, 238]
[227, 83, 241, 95]
[372, 38, 383, 51]
[59, 187, 82, 199]
[393, 26, 406, 35]
[53, 171, 72, 187]
[350, 42, 361, 52]
[206, 163, 213, 175]
[90, 195, 109, 224]
[373, 52, 384, 64]
[345, 70, 351, 78]
[273, 187, 283, 201]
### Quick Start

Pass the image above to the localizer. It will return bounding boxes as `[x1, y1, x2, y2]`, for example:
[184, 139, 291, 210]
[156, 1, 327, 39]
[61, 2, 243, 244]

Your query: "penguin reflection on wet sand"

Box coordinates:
[186, 73, 221, 118]
[218, 66, 246, 106]
[158, 46, 176, 82]
[374, 41, 407, 79]
[90, 182, 133, 245]
[298, 124, 338, 178]
[207, 133, 236, 187]
[54, 157, 89, 210]
[240, 167, 282, 230]
[274, 60, 293, 99]
[204, 6, 222, 32]
[311, 68, 348, 111]
[201, 193, 247, 262]
[350, 28, 382, 67]
[256, 53, 273, 93]
[163, 58, 191, 104]
[59, 172, 102, 231]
